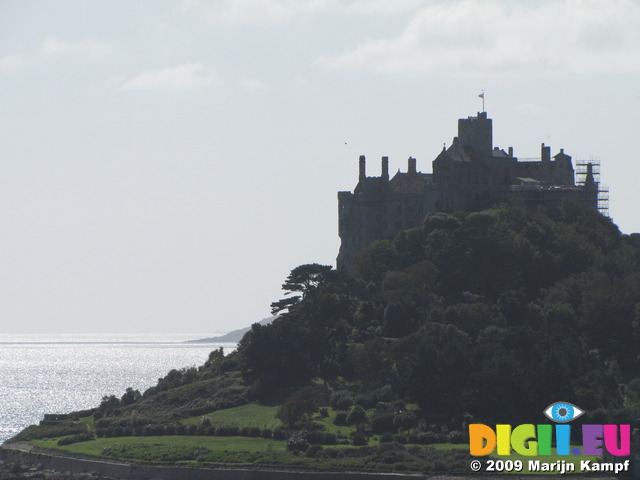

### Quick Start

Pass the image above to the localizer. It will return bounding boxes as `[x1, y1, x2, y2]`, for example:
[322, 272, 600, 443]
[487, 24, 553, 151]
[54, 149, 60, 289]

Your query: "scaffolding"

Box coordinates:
[575, 157, 609, 217]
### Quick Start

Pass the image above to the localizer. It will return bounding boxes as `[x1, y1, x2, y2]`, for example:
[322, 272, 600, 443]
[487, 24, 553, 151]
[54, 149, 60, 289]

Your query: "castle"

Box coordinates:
[337, 111, 603, 272]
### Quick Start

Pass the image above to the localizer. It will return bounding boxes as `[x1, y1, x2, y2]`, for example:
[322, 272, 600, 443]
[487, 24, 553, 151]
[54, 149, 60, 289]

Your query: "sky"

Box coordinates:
[1, 0, 639, 334]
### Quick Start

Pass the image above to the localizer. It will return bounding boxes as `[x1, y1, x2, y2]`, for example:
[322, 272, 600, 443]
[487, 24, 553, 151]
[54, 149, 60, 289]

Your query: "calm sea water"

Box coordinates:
[0, 333, 235, 444]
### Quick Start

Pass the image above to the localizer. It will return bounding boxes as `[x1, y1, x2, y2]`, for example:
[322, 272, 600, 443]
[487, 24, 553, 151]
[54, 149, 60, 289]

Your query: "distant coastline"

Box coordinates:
[185, 316, 276, 344]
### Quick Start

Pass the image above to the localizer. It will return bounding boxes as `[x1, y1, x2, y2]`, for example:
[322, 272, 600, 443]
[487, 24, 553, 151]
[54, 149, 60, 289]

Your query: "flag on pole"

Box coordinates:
[478, 92, 484, 99]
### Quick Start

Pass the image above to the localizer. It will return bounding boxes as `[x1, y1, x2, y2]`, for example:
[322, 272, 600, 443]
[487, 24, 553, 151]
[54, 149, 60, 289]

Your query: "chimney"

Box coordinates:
[508, 146, 514, 157]
[408, 157, 417, 174]
[541, 143, 551, 162]
[359, 155, 366, 182]
[381, 156, 389, 182]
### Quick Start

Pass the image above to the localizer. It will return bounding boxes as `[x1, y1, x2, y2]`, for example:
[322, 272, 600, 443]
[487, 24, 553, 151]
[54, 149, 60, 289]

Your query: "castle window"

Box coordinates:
[408, 205, 415, 214]
[396, 205, 402, 214]
[395, 220, 402, 229]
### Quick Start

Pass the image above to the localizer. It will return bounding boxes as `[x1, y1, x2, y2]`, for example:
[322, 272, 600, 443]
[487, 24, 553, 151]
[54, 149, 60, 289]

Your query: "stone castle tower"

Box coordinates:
[337, 112, 600, 272]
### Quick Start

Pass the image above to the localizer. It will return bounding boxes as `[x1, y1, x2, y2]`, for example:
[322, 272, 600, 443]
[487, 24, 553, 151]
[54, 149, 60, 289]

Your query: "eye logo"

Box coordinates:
[543, 402, 584, 423]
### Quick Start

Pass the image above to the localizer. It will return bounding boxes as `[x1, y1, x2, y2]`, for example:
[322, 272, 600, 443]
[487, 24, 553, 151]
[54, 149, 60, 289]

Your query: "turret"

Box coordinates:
[457, 111, 493, 158]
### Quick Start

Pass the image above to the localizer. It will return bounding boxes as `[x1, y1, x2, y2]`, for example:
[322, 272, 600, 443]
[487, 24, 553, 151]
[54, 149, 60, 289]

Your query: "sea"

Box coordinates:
[0, 333, 235, 444]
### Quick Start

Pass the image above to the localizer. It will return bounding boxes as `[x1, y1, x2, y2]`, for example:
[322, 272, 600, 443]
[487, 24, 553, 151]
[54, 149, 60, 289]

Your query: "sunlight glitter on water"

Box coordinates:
[0, 334, 235, 444]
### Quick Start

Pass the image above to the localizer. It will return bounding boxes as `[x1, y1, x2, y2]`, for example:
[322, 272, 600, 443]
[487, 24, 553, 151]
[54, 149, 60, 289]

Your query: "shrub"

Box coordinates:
[394, 434, 407, 444]
[351, 432, 368, 446]
[330, 390, 354, 410]
[143, 424, 166, 436]
[447, 430, 466, 444]
[373, 385, 395, 403]
[354, 393, 374, 409]
[379, 433, 394, 443]
[57, 433, 95, 446]
[306, 444, 323, 458]
[416, 431, 441, 444]
[371, 413, 396, 433]
[306, 431, 325, 444]
[323, 433, 338, 445]
[346, 405, 367, 425]
[393, 411, 418, 430]
[273, 427, 288, 440]
[333, 411, 348, 426]
[215, 424, 240, 436]
[287, 431, 309, 452]
[186, 424, 198, 435]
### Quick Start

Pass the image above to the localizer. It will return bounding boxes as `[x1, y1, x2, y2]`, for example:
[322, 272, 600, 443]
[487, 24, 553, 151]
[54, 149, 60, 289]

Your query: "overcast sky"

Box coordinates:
[1, 0, 639, 334]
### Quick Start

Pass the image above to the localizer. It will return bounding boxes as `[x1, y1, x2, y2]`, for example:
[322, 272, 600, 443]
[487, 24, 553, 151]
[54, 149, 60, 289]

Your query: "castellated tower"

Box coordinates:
[457, 111, 493, 157]
[337, 112, 601, 272]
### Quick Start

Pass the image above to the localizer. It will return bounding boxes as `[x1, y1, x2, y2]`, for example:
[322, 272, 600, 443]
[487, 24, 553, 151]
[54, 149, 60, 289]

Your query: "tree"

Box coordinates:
[271, 264, 333, 314]
[277, 386, 320, 428]
[121, 387, 141, 406]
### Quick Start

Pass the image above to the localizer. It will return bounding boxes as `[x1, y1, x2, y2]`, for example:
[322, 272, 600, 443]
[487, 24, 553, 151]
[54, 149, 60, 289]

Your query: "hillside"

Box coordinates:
[185, 316, 276, 343]
[8, 203, 640, 474]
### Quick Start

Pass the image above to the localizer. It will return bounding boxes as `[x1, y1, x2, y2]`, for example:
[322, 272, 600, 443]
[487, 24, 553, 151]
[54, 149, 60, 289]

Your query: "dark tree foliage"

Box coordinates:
[239, 266, 359, 395]
[238, 203, 640, 426]
[277, 386, 322, 428]
[270, 263, 334, 314]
